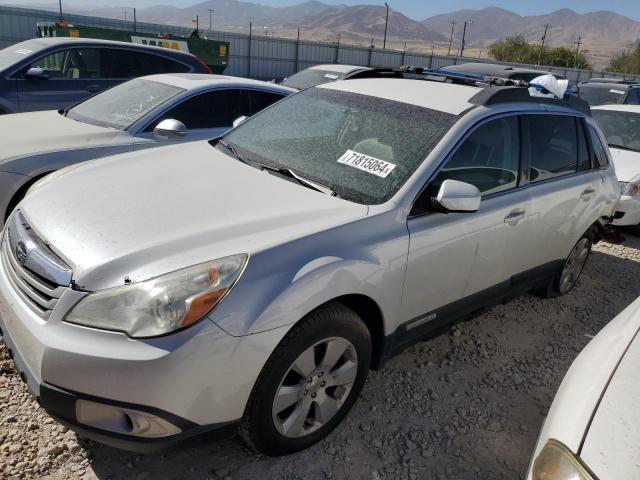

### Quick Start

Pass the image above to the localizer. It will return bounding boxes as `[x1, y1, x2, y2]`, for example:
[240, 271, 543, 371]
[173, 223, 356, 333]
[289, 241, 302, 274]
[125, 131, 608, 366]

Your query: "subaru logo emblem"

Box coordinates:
[15, 241, 27, 265]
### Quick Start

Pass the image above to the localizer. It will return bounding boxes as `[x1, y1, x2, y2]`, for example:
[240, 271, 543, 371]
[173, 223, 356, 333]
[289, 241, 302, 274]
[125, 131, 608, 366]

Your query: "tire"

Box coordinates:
[537, 235, 592, 298]
[239, 302, 371, 456]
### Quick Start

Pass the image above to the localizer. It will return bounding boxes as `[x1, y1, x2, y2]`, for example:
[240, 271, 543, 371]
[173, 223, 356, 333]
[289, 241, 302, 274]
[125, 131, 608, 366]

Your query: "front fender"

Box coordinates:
[208, 210, 409, 337]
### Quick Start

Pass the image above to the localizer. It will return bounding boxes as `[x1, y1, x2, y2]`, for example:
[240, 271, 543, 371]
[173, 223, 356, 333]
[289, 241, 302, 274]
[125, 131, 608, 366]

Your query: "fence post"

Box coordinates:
[295, 27, 300, 73]
[247, 22, 252, 78]
[401, 41, 406, 66]
[368, 38, 373, 67]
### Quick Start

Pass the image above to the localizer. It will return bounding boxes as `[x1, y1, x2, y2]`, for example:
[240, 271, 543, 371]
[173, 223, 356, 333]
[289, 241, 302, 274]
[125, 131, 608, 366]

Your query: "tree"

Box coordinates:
[488, 35, 592, 69]
[607, 43, 640, 74]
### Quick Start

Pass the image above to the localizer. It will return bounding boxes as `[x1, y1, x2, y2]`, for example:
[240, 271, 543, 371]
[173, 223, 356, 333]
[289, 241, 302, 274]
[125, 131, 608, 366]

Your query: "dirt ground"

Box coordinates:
[2, 234, 640, 480]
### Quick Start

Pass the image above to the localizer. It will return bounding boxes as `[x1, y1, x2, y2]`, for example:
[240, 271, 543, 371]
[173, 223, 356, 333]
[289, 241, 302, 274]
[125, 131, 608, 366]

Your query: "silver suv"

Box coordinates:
[0, 76, 619, 455]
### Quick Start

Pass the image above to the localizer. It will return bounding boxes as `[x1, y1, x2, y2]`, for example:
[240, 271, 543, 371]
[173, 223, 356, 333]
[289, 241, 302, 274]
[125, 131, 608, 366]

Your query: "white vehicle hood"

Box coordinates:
[19, 141, 368, 291]
[0, 110, 124, 165]
[610, 147, 640, 183]
[581, 331, 640, 479]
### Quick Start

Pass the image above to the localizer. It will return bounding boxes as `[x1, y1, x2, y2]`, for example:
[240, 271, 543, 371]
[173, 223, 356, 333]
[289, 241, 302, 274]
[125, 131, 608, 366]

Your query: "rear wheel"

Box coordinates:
[239, 303, 371, 455]
[537, 235, 592, 298]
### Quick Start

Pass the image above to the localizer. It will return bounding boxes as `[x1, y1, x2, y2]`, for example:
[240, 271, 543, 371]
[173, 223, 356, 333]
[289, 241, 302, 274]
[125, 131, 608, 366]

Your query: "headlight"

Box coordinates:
[65, 254, 248, 338]
[620, 181, 640, 196]
[532, 440, 595, 480]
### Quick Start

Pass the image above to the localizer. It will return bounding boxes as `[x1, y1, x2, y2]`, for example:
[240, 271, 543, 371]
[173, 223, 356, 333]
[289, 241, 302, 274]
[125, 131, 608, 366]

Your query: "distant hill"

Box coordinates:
[12, 1, 640, 65]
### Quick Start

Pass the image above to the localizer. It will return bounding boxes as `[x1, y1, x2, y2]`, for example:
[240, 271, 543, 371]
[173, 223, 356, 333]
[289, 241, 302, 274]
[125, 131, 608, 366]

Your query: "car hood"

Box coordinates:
[581, 328, 640, 479]
[19, 141, 368, 291]
[610, 147, 640, 183]
[0, 110, 123, 165]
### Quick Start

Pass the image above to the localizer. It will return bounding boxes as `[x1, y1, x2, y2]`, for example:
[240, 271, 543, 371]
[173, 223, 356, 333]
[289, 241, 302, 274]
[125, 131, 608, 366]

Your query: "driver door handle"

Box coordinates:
[504, 208, 526, 225]
[580, 187, 596, 200]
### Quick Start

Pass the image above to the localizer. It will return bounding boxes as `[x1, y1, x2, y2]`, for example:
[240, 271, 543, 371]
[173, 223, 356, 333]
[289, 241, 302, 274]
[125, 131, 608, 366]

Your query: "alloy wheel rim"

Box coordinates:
[272, 337, 358, 438]
[559, 238, 590, 294]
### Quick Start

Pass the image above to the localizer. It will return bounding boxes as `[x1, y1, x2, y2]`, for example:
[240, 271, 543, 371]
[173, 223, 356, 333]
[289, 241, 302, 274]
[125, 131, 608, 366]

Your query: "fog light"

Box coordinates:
[76, 400, 181, 438]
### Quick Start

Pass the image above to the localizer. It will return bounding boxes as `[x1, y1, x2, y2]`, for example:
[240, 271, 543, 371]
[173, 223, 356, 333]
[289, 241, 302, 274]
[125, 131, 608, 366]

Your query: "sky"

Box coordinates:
[3, 0, 640, 21]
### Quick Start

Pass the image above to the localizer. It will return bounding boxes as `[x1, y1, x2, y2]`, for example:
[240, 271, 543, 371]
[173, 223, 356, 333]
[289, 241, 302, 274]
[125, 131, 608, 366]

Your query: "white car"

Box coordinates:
[527, 296, 640, 480]
[0, 73, 294, 225]
[591, 105, 640, 228]
[280, 64, 375, 90]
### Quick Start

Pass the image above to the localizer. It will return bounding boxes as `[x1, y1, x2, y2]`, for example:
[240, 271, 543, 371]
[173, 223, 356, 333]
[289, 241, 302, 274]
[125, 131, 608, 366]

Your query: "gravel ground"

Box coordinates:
[2, 234, 640, 480]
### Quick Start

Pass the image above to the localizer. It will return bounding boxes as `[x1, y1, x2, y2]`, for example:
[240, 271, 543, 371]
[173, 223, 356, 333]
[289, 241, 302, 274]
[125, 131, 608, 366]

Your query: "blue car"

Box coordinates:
[0, 37, 211, 114]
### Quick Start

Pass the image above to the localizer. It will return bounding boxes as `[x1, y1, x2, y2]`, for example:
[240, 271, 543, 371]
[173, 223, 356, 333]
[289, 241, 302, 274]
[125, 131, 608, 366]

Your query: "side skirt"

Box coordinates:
[374, 260, 564, 369]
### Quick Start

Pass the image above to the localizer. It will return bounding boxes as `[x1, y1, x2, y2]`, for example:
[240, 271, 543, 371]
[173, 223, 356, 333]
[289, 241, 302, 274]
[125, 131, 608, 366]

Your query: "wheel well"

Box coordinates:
[587, 222, 606, 244]
[4, 173, 52, 222]
[331, 294, 385, 371]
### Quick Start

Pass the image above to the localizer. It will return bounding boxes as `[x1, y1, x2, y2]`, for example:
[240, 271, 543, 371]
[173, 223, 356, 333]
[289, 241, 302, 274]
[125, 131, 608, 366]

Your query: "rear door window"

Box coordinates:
[587, 125, 609, 168]
[105, 49, 190, 78]
[247, 90, 287, 116]
[525, 115, 578, 183]
[431, 115, 521, 196]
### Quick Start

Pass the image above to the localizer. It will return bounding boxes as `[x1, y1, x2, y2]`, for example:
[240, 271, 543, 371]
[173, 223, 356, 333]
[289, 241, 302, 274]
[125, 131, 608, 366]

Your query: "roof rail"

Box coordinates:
[469, 87, 591, 116]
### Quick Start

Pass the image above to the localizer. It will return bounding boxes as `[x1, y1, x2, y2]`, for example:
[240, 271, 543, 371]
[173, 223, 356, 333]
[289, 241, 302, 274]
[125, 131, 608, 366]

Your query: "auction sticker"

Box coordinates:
[337, 149, 396, 178]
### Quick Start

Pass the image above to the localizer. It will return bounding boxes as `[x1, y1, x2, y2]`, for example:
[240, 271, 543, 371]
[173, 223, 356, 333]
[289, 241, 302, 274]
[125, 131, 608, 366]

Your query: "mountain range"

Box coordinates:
[12, 1, 640, 66]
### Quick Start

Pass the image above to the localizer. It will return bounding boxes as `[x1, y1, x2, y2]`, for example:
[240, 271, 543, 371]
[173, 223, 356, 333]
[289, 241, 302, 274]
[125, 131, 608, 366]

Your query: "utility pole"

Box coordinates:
[383, 3, 389, 49]
[574, 36, 583, 68]
[459, 21, 472, 57]
[294, 27, 300, 72]
[208, 9, 214, 31]
[58, 0, 63, 22]
[248, 21, 253, 78]
[335, 32, 341, 63]
[402, 41, 407, 65]
[124, 11, 127, 22]
[447, 20, 455, 56]
[133, 8, 136, 31]
[537, 23, 549, 66]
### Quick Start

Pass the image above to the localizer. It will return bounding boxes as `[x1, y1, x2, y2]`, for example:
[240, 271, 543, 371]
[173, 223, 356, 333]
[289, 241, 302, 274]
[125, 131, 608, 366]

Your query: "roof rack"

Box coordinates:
[394, 66, 591, 116]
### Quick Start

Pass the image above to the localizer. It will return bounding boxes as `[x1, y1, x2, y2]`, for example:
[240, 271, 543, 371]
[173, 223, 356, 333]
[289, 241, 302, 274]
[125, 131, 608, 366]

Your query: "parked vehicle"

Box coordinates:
[0, 37, 212, 114]
[0, 76, 618, 456]
[527, 296, 640, 480]
[440, 62, 566, 82]
[280, 64, 378, 90]
[0, 73, 293, 225]
[591, 105, 640, 229]
[579, 82, 640, 106]
[36, 21, 229, 74]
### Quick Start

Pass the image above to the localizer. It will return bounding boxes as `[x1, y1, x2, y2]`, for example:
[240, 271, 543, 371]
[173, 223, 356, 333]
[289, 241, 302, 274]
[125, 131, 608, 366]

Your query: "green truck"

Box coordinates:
[36, 22, 229, 74]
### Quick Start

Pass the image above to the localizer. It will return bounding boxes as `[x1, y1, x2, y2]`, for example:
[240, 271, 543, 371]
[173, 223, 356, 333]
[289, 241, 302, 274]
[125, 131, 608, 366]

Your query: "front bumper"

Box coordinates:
[0, 316, 237, 452]
[0, 242, 290, 452]
[612, 195, 640, 226]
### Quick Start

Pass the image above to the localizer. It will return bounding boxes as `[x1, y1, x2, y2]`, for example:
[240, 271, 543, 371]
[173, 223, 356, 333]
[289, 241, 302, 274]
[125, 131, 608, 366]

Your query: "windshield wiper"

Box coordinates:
[609, 143, 640, 153]
[215, 140, 336, 196]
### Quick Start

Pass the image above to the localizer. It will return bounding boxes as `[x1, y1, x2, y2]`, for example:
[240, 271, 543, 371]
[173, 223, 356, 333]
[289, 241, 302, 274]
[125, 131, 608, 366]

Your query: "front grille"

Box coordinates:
[1, 218, 69, 320]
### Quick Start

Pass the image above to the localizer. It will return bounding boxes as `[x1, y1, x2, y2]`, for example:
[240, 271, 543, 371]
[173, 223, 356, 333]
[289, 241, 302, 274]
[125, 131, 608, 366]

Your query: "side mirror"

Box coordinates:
[153, 119, 188, 140]
[25, 67, 49, 80]
[232, 116, 248, 128]
[434, 179, 481, 213]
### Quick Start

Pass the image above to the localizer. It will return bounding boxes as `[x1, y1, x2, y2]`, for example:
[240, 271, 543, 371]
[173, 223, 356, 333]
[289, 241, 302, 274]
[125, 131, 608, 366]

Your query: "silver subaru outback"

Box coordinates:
[0, 76, 619, 455]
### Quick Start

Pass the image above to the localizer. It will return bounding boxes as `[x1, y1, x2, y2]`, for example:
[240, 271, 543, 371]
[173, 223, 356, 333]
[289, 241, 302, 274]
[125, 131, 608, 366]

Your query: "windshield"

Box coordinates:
[0, 39, 46, 71]
[220, 87, 457, 204]
[580, 85, 626, 105]
[592, 110, 640, 152]
[66, 78, 185, 130]
[281, 69, 346, 90]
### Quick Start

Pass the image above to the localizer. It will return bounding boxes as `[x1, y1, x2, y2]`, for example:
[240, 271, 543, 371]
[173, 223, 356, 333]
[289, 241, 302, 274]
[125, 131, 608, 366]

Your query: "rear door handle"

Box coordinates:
[504, 209, 526, 225]
[581, 187, 596, 200]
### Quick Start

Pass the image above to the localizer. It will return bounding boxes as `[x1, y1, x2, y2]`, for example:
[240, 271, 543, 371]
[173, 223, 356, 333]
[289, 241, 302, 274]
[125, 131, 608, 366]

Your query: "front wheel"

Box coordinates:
[538, 236, 592, 298]
[239, 303, 371, 455]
